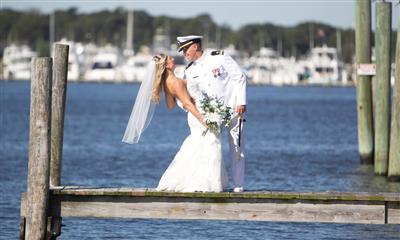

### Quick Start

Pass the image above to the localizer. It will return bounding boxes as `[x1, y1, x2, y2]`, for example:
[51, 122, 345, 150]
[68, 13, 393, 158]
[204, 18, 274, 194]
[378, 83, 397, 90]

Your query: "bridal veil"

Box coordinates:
[122, 61, 157, 144]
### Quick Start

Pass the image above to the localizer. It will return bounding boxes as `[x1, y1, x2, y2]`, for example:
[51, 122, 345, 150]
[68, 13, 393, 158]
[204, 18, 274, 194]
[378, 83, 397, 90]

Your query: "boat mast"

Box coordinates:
[50, 10, 55, 56]
[126, 10, 134, 53]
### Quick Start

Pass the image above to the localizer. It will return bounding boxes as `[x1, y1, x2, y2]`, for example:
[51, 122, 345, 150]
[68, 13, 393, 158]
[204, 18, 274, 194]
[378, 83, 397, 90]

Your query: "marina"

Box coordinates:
[1, 41, 356, 86]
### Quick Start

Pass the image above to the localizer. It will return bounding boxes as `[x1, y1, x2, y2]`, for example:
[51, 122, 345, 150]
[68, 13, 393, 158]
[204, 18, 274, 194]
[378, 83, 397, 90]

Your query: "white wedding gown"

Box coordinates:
[156, 85, 228, 192]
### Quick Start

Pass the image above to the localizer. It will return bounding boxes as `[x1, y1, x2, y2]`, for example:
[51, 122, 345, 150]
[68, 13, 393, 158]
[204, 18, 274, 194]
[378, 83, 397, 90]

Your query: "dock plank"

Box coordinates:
[20, 187, 400, 224]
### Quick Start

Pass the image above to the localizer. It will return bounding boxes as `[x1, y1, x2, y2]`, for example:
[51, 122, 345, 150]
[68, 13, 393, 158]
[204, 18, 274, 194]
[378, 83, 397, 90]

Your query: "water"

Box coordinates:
[1, 81, 399, 239]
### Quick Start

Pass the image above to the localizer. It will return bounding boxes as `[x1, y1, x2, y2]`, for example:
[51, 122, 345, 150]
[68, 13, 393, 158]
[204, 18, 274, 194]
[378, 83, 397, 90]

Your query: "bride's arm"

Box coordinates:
[164, 83, 176, 109]
[173, 79, 205, 125]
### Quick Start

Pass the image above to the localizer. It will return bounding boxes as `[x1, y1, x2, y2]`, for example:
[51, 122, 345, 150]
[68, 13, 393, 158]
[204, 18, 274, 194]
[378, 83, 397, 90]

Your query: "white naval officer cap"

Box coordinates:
[176, 35, 203, 52]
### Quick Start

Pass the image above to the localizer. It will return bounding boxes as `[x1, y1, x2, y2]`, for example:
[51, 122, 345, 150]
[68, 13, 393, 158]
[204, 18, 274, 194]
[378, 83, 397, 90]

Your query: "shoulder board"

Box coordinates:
[211, 50, 224, 56]
[185, 61, 194, 70]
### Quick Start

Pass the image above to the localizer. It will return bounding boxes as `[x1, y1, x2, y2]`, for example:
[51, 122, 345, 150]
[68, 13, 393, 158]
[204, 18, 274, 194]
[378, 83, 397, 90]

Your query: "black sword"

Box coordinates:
[238, 117, 246, 147]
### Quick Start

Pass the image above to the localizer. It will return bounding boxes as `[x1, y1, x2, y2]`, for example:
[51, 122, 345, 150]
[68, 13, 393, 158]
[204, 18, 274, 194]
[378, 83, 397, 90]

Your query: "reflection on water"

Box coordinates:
[352, 165, 400, 193]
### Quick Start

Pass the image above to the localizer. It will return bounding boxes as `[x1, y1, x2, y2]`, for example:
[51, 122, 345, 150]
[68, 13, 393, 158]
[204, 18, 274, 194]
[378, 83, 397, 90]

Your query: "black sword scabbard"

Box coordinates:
[238, 117, 242, 147]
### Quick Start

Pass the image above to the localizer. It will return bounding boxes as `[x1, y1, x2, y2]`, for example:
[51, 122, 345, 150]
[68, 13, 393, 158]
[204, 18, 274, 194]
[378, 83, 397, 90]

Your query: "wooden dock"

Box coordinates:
[20, 187, 400, 227]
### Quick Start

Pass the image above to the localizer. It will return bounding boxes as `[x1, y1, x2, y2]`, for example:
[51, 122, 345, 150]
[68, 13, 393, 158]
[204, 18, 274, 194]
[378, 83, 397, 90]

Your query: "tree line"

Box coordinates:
[0, 7, 397, 63]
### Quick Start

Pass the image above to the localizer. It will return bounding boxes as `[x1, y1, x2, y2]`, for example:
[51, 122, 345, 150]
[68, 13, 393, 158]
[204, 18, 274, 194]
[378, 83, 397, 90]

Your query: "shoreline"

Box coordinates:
[0, 78, 356, 88]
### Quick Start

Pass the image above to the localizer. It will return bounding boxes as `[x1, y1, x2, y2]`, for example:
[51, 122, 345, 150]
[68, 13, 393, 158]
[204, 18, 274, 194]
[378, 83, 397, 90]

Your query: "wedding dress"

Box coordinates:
[156, 82, 228, 192]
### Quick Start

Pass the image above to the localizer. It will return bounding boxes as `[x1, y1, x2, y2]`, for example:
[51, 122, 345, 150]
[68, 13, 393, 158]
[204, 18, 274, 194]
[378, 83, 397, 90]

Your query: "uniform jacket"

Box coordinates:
[183, 50, 247, 110]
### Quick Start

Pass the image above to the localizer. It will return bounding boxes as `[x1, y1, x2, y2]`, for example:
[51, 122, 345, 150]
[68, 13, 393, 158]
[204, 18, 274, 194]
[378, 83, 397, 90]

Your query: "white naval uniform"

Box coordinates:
[183, 50, 247, 188]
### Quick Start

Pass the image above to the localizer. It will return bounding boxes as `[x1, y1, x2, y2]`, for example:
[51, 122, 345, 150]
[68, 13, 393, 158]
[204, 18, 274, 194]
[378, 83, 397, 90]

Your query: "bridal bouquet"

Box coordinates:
[199, 92, 232, 136]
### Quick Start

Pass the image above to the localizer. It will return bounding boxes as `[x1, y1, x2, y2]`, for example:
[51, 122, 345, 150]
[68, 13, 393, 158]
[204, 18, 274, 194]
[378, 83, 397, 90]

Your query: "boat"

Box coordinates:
[83, 46, 120, 82]
[244, 47, 299, 85]
[299, 45, 345, 85]
[2, 44, 37, 80]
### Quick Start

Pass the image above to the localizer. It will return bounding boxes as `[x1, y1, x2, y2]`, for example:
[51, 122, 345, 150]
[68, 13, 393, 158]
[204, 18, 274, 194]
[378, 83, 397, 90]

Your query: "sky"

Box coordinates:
[1, 0, 399, 30]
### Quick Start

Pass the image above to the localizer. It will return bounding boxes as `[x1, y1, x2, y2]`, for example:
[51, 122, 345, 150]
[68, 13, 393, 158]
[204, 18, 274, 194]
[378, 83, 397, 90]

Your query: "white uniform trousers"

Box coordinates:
[228, 115, 245, 188]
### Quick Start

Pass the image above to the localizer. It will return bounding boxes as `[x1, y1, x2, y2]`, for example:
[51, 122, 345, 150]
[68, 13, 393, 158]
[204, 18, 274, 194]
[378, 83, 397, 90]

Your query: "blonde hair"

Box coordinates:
[152, 54, 168, 103]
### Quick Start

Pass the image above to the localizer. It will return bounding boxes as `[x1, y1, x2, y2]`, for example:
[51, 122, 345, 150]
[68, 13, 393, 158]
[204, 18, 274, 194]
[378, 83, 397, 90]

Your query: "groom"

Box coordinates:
[177, 35, 247, 192]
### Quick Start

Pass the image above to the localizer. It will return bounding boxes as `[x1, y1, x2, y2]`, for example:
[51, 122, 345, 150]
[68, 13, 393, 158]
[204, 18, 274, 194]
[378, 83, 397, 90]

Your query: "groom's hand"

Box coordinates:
[235, 105, 246, 117]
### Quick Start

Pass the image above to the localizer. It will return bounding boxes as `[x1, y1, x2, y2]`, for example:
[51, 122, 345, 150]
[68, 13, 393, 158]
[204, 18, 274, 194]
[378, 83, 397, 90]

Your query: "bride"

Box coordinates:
[123, 54, 227, 192]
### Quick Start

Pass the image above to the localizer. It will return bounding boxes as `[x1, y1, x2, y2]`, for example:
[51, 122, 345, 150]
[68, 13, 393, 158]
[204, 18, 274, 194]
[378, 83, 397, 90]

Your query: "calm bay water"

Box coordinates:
[1, 81, 399, 239]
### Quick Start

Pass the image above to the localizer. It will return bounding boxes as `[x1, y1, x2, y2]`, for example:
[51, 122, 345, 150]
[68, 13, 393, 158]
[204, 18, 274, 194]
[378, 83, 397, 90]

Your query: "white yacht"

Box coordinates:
[2, 45, 37, 80]
[300, 45, 344, 85]
[83, 46, 120, 82]
[244, 47, 299, 85]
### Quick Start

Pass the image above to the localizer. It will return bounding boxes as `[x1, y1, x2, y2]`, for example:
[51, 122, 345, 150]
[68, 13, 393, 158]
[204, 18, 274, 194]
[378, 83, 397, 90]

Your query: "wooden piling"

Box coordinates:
[374, 1, 392, 175]
[388, 20, 400, 182]
[50, 44, 69, 187]
[25, 57, 52, 240]
[356, 0, 374, 164]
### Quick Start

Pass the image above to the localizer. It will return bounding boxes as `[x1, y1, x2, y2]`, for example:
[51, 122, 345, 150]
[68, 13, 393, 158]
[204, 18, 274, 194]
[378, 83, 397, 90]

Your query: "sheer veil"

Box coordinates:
[122, 61, 157, 144]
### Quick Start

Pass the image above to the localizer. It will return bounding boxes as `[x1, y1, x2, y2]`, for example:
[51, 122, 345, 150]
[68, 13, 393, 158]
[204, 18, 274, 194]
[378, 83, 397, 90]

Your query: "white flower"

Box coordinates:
[210, 99, 218, 107]
[208, 112, 222, 123]
[199, 91, 232, 136]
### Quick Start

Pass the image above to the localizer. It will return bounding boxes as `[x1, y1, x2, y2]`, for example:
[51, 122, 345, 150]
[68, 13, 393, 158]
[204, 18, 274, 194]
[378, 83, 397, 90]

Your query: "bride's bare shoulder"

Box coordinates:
[164, 76, 174, 88]
[170, 76, 186, 88]
[164, 77, 183, 96]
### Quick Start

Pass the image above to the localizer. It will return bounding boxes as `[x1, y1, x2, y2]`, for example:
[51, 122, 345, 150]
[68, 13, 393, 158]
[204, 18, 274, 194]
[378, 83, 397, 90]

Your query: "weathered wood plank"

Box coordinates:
[387, 202, 400, 224]
[20, 188, 399, 224]
[25, 189, 400, 224]
[50, 187, 400, 202]
[56, 201, 385, 224]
